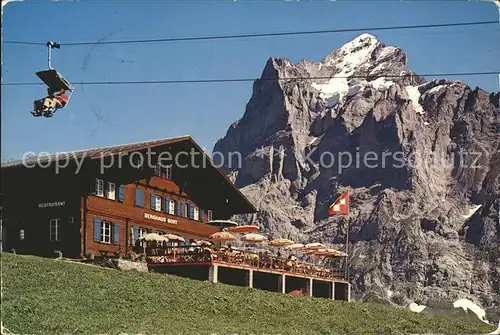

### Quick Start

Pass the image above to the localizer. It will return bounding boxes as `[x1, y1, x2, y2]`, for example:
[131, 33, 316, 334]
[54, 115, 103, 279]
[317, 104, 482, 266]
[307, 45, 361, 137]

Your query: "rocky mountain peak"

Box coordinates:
[213, 33, 499, 313]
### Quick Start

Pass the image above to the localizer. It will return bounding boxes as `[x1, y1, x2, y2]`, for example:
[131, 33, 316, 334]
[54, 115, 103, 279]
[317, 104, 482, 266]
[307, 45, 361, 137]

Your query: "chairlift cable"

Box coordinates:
[3, 71, 499, 86]
[3, 20, 499, 46]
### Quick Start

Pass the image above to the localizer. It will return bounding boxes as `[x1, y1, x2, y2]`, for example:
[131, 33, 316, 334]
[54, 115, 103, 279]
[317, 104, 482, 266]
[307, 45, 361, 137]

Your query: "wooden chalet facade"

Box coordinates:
[1, 136, 256, 258]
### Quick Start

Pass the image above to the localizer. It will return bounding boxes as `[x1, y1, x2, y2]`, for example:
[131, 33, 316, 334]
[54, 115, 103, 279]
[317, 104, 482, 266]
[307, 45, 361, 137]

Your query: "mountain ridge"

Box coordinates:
[212, 33, 500, 315]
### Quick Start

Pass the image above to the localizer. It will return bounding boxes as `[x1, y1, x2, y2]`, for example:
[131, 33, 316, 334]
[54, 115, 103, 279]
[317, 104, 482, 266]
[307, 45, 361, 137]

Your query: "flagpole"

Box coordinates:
[345, 210, 349, 283]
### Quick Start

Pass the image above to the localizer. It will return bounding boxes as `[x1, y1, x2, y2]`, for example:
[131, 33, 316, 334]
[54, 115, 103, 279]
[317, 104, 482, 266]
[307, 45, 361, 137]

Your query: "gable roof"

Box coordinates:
[1, 136, 257, 215]
[1, 136, 192, 168]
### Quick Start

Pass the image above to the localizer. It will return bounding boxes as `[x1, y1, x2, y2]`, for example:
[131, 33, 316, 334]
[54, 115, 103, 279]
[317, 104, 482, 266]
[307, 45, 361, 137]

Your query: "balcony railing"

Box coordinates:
[146, 246, 346, 281]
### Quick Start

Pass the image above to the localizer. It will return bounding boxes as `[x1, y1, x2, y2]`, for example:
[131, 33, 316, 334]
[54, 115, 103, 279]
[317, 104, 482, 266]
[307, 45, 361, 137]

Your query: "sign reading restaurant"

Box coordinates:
[38, 201, 66, 208]
[144, 213, 178, 224]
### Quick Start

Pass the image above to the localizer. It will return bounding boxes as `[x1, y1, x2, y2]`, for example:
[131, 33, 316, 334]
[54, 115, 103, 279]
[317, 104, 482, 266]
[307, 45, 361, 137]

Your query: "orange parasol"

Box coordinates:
[269, 238, 295, 247]
[209, 231, 236, 242]
[304, 242, 326, 250]
[229, 225, 259, 234]
[284, 243, 304, 250]
[165, 234, 185, 242]
[240, 233, 267, 243]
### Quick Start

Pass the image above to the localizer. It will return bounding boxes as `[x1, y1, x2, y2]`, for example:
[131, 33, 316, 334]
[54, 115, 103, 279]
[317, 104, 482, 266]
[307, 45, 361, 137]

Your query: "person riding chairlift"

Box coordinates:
[32, 88, 69, 116]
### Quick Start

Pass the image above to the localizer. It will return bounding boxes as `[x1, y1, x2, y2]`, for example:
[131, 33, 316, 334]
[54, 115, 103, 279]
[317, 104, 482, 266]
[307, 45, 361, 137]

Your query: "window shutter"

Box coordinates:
[176, 201, 180, 216]
[132, 225, 139, 245]
[93, 218, 102, 242]
[135, 189, 144, 207]
[113, 223, 120, 245]
[200, 210, 204, 223]
[118, 185, 125, 202]
[150, 193, 155, 209]
[163, 197, 168, 213]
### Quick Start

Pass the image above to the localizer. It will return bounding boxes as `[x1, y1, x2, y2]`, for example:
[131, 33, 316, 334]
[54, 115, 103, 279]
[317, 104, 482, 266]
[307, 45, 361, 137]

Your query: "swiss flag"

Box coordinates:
[328, 191, 350, 215]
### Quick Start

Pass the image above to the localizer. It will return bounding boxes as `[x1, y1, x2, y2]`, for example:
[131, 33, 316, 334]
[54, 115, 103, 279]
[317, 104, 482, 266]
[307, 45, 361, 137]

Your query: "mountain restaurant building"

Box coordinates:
[1, 136, 256, 258]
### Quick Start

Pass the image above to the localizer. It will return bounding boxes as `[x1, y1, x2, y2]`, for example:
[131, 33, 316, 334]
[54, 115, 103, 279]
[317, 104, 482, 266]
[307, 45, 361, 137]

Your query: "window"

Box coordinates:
[200, 209, 204, 223]
[194, 206, 199, 221]
[107, 182, 116, 200]
[93, 218, 120, 244]
[96, 179, 104, 197]
[207, 210, 213, 222]
[165, 165, 172, 179]
[135, 189, 145, 207]
[20, 229, 25, 240]
[165, 198, 175, 215]
[154, 163, 172, 179]
[154, 163, 161, 176]
[101, 222, 111, 244]
[131, 225, 147, 246]
[50, 219, 60, 241]
[155, 195, 162, 211]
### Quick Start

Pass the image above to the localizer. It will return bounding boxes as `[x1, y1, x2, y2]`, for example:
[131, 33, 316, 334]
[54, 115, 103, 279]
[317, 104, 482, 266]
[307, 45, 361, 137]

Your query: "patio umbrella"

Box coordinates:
[229, 225, 259, 234]
[240, 233, 267, 251]
[269, 238, 295, 247]
[304, 242, 326, 250]
[209, 231, 236, 242]
[240, 233, 267, 243]
[311, 248, 347, 257]
[283, 243, 304, 250]
[140, 233, 163, 242]
[165, 234, 185, 242]
[207, 220, 239, 231]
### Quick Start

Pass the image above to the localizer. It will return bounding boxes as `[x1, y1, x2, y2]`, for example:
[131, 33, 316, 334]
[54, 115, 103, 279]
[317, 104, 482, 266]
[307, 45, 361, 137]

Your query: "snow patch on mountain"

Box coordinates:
[453, 299, 489, 324]
[377, 46, 398, 61]
[405, 86, 425, 114]
[312, 78, 349, 107]
[371, 77, 395, 90]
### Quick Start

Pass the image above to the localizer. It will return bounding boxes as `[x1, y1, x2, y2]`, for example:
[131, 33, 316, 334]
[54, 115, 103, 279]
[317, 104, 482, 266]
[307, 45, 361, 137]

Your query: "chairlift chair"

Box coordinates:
[32, 41, 74, 118]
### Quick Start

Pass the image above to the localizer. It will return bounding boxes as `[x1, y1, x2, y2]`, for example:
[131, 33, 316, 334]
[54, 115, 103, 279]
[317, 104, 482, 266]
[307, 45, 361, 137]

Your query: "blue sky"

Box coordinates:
[2, 0, 499, 162]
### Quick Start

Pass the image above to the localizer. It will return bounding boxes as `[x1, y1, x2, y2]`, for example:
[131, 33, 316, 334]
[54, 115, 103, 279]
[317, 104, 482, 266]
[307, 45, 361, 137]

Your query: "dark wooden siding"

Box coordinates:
[1, 168, 82, 258]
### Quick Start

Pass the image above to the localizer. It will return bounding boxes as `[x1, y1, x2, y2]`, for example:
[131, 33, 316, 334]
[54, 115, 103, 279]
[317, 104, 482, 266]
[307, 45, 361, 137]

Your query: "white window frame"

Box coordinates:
[207, 210, 213, 222]
[139, 228, 147, 239]
[155, 195, 162, 211]
[96, 179, 104, 197]
[165, 165, 172, 179]
[50, 219, 60, 241]
[101, 221, 111, 244]
[107, 182, 116, 200]
[194, 206, 199, 221]
[154, 163, 162, 176]
[168, 200, 175, 215]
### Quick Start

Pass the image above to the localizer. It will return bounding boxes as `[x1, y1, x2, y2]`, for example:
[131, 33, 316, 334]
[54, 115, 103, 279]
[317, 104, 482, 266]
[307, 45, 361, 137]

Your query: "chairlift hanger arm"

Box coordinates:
[46, 41, 60, 70]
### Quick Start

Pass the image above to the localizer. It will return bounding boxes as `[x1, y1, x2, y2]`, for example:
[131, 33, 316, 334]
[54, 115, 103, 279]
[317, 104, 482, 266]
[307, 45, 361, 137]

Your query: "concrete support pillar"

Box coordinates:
[347, 283, 351, 302]
[306, 278, 313, 297]
[245, 269, 253, 288]
[209, 265, 218, 283]
[331, 282, 335, 300]
[281, 275, 286, 294]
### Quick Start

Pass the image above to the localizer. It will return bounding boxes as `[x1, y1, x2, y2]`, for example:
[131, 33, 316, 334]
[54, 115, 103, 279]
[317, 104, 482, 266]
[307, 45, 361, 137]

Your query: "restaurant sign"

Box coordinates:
[38, 201, 66, 208]
[144, 213, 178, 225]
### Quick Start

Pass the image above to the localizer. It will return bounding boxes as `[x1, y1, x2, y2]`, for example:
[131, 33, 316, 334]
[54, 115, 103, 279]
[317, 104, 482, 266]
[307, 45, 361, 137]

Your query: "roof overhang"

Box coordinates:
[1, 136, 256, 218]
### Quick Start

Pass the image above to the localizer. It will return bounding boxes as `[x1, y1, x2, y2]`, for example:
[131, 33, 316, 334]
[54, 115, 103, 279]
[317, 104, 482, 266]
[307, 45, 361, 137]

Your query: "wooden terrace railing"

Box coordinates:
[145, 246, 346, 281]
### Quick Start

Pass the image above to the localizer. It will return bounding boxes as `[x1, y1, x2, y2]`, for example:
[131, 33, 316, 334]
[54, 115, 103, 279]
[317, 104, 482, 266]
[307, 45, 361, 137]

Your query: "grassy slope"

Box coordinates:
[1, 253, 495, 335]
